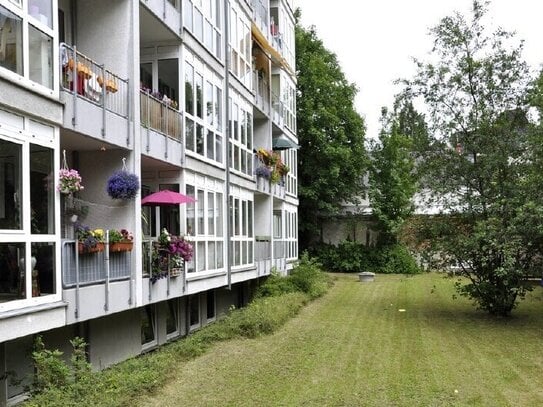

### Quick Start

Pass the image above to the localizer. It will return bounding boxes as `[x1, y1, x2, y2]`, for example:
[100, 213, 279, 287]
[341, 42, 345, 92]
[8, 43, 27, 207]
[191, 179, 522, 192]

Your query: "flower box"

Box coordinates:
[109, 242, 133, 252]
[78, 242, 105, 254]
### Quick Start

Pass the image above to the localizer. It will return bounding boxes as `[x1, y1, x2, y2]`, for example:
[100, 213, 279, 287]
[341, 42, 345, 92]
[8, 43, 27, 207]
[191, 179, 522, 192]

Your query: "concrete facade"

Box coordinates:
[0, 0, 297, 404]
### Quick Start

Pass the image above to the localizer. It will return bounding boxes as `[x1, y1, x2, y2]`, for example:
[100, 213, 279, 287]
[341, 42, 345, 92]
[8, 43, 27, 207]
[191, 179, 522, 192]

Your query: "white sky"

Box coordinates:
[294, 0, 543, 139]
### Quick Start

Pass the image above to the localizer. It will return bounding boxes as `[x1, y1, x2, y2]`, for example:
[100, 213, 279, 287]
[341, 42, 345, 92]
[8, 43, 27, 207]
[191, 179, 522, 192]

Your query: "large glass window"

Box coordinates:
[28, 0, 53, 28]
[186, 181, 224, 273]
[30, 144, 54, 234]
[229, 195, 253, 268]
[28, 25, 52, 88]
[0, 139, 22, 230]
[0, 2, 56, 90]
[228, 4, 251, 89]
[0, 242, 25, 302]
[0, 5, 23, 76]
[183, 0, 222, 59]
[0, 126, 58, 309]
[228, 93, 253, 177]
[184, 50, 223, 164]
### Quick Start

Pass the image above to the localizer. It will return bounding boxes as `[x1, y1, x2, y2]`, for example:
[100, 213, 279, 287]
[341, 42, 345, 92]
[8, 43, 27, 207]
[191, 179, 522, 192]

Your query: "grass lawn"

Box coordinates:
[136, 273, 543, 407]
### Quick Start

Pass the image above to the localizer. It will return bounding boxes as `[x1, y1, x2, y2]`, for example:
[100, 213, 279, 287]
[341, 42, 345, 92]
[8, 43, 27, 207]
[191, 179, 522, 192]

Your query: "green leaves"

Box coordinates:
[296, 21, 367, 246]
[402, 0, 539, 316]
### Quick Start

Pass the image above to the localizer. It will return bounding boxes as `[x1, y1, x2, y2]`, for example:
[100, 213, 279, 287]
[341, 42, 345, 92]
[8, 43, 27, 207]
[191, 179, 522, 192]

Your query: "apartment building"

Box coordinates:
[0, 0, 298, 403]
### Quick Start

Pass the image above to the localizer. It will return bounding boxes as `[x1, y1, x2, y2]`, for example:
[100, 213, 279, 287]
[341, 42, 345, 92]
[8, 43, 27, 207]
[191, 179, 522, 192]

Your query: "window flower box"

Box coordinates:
[78, 242, 105, 255]
[109, 242, 134, 252]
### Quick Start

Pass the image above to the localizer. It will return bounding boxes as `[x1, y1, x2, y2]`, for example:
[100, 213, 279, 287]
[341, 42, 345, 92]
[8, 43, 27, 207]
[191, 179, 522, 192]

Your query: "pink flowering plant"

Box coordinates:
[58, 168, 84, 194]
[151, 229, 193, 282]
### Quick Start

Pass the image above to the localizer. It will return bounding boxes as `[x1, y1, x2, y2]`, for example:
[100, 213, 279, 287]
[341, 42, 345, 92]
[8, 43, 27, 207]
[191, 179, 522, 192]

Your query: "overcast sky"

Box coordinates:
[294, 0, 543, 139]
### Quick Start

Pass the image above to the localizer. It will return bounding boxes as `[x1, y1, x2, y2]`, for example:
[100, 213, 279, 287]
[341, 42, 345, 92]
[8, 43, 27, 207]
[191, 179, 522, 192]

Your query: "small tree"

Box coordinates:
[404, 0, 538, 315]
[369, 106, 417, 245]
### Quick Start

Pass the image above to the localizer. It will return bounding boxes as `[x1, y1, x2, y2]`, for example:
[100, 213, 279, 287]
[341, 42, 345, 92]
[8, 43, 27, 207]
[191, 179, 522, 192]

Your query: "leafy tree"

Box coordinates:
[369, 100, 418, 245]
[295, 11, 367, 249]
[404, 0, 540, 315]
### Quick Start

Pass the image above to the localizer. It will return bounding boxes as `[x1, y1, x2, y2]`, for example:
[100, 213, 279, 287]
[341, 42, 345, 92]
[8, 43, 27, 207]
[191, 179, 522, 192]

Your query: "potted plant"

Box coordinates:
[108, 228, 134, 252]
[106, 170, 140, 200]
[150, 229, 193, 283]
[76, 223, 104, 254]
[58, 168, 84, 195]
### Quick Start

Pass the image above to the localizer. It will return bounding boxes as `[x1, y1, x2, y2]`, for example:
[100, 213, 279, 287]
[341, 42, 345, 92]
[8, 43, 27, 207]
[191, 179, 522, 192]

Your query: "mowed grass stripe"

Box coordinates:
[136, 274, 543, 407]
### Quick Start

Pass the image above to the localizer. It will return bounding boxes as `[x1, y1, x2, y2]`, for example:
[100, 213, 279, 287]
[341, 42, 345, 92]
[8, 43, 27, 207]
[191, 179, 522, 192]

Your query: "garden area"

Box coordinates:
[136, 273, 543, 407]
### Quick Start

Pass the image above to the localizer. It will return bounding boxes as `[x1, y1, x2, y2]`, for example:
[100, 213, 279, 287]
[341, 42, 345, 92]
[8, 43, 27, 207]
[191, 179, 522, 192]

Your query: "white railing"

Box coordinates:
[60, 43, 129, 118]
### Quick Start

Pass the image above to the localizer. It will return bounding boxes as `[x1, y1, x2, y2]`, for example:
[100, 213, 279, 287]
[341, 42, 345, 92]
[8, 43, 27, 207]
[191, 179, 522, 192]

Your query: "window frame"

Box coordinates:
[0, 0, 58, 97]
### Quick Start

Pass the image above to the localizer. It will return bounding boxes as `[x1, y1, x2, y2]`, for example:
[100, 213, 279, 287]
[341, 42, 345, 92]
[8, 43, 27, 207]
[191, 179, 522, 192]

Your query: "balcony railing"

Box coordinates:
[140, 90, 182, 140]
[61, 240, 131, 287]
[253, 70, 270, 114]
[255, 238, 271, 261]
[60, 43, 129, 118]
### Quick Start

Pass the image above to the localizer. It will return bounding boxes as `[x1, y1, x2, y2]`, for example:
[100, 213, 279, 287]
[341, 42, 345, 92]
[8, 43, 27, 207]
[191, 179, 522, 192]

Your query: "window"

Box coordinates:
[28, 23, 52, 89]
[0, 1, 56, 91]
[185, 181, 224, 273]
[228, 93, 253, 177]
[166, 299, 179, 337]
[189, 294, 200, 329]
[183, 0, 222, 59]
[283, 149, 297, 197]
[0, 139, 22, 230]
[184, 49, 223, 164]
[0, 5, 23, 77]
[141, 306, 156, 346]
[206, 290, 215, 320]
[229, 194, 253, 268]
[0, 136, 56, 307]
[228, 4, 251, 89]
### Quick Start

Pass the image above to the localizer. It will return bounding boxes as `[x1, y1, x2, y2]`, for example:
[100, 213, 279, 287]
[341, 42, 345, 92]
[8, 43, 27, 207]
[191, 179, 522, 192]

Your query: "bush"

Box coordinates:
[26, 255, 332, 406]
[256, 253, 332, 300]
[309, 241, 420, 274]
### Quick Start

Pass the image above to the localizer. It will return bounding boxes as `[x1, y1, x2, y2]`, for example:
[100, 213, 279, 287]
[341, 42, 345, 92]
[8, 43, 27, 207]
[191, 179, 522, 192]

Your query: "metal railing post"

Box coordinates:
[101, 64, 106, 138]
[104, 231, 110, 311]
[72, 46, 78, 127]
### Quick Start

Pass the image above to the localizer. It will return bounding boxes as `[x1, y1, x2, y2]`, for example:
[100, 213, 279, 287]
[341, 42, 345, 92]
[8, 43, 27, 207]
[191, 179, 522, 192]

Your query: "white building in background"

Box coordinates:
[0, 0, 298, 403]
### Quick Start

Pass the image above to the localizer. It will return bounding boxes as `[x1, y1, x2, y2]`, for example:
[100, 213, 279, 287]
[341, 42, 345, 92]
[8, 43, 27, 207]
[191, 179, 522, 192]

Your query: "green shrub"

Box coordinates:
[310, 241, 420, 274]
[256, 253, 332, 299]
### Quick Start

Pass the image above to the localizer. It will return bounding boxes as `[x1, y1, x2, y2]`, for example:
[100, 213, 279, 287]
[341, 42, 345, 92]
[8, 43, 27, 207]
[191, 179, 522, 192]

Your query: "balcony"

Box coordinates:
[141, 240, 187, 304]
[61, 240, 134, 323]
[140, 0, 181, 38]
[140, 90, 184, 165]
[60, 44, 130, 146]
[253, 70, 270, 115]
[255, 237, 272, 276]
[61, 241, 132, 287]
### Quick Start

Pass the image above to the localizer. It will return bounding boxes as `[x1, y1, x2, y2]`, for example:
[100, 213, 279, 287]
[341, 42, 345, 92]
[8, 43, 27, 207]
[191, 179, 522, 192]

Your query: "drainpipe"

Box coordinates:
[224, 0, 232, 290]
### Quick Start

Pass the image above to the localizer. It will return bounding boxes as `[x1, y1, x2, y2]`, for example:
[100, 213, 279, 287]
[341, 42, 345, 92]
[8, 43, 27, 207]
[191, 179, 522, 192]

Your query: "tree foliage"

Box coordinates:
[404, 0, 540, 315]
[369, 99, 419, 245]
[295, 11, 367, 248]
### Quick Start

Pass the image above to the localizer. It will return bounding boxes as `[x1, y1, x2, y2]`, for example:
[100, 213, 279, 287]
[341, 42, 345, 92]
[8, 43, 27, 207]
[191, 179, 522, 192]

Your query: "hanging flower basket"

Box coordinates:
[107, 166, 140, 200]
[58, 150, 84, 194]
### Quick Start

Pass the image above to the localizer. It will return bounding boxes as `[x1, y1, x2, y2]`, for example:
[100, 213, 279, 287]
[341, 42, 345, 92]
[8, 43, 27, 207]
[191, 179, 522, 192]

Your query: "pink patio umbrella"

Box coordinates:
[141, 189, 196, 206]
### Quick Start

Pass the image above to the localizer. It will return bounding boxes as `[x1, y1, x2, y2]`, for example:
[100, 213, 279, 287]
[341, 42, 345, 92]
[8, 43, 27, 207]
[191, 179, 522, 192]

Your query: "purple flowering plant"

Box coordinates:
[106, 170, 140, 200]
